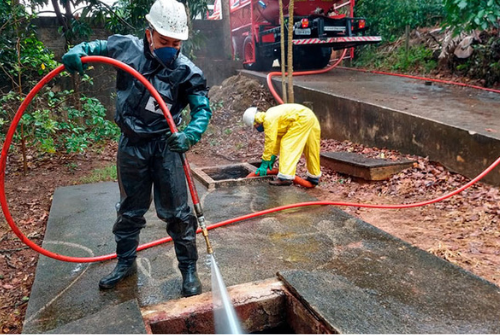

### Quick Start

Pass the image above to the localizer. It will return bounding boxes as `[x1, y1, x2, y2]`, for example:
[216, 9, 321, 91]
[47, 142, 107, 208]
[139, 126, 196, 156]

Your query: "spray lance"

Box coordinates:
[182, 160, 213, 255]
[161, 118, 214, 255]
[157, 106, 213, 254]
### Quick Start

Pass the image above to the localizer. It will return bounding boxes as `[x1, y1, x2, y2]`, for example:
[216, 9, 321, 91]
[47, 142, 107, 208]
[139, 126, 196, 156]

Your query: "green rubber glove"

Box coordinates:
[256, 160, 272, 176]
[62, 40, 108, 75]
[167, 95, 212, 153]
[167, 132, 191, 153]
[270, 155, 277, 167]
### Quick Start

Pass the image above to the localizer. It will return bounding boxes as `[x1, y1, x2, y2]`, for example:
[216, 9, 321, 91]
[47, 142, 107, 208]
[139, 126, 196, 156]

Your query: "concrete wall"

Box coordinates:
[192, 20, 241, 88]
[245, 72, 500, 186]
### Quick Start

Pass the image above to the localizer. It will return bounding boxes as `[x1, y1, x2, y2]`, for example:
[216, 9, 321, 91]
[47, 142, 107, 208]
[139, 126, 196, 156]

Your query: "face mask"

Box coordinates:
[154, 46, 178, 66]
[256, 124, 264, 132]
[149, 30, 179, 67]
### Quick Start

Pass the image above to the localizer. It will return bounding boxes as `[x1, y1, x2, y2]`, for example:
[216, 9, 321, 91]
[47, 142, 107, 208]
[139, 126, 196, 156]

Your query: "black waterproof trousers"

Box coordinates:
[112, 135, 198, 270]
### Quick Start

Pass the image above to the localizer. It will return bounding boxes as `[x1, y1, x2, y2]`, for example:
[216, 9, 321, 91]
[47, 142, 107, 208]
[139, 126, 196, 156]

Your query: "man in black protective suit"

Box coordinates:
[61, 0, 212, 297]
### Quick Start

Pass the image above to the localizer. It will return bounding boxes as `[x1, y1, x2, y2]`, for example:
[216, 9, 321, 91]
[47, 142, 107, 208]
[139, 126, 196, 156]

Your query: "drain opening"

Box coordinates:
[142, 279, 333, 334]
[207, 165, 251, 181]
[191, 162, 272, 190]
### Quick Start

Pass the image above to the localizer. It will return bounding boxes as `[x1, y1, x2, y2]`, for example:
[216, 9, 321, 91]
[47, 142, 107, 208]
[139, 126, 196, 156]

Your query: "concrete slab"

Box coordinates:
[23, 181, 500, 333]
[321, 151, 414, 180]
[45, 300, 146, 334]
[278, 270, 500, 333]
[242, 69, 500, 185]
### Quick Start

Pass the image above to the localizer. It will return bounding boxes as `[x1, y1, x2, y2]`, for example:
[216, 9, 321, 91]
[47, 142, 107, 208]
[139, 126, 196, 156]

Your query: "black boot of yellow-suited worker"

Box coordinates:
[99, 259, 137, 289]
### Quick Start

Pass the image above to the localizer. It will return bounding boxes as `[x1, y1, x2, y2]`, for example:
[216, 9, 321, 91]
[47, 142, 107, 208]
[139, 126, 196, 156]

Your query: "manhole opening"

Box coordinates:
[191, 163, 272, 190]
[142, 279, 332, 334]
[206, 165, 251, 181]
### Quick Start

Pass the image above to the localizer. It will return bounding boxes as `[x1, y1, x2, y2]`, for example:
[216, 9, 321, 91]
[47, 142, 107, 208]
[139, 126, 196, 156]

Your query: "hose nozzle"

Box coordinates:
[194, 204, 213, 254]
[201, 227, 213, 254]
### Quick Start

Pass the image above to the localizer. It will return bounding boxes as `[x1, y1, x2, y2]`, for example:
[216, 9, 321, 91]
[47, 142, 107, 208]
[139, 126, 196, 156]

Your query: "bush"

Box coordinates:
[355, 0, 444, 42]
[1, 86, 119, 154]
[354, 44, 437, 75]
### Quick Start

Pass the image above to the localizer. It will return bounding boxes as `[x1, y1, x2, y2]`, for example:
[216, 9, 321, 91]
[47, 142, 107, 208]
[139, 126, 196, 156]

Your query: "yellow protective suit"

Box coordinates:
[255, 103, 321, 180]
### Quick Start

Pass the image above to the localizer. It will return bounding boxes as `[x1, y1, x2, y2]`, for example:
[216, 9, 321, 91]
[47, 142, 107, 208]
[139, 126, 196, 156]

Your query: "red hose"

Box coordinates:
[246, 169, 315, 188]
[267, 49, 348, 104]
[2, 56, 500, 263]
[340, 67, 500, 94]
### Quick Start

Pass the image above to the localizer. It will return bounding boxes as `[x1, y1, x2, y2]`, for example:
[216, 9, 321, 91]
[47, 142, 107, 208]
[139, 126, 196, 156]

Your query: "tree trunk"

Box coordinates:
[220, 0, 232, 60]
[13, 0, 28, 175]
[279, 0, 287, 103]
[286, 0, 294, 103]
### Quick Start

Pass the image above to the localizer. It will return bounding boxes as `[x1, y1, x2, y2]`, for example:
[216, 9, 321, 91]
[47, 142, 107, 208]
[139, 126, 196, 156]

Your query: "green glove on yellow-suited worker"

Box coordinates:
[255, 155, 277, 176]
[61, 0, 212, 297]
[243, 104, 321, 186]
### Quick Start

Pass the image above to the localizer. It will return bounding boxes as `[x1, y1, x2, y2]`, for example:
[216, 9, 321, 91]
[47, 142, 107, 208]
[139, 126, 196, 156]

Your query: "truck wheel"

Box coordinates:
[316, 47, 333, 69]
[292, 46, 332, 70]
[242, 36, 274, 71]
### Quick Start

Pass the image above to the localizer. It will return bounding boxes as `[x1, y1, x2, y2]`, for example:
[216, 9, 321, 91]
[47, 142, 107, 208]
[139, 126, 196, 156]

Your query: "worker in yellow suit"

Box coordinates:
[242, 103, 322, 186]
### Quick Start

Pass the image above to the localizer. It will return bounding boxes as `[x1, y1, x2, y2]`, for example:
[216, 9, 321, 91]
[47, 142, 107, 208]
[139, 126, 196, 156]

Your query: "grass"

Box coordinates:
[354, 44, 437, 75]
[79, 164, 117, 184]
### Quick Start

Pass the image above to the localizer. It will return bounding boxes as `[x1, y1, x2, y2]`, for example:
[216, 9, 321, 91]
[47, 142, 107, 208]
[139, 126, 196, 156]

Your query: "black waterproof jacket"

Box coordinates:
[107, 34, 209, 141]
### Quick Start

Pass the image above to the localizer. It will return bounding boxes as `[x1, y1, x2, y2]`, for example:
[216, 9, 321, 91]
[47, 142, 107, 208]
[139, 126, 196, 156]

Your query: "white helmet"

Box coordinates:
[146, 0, 189, 41]
[243, 107, 258, 127]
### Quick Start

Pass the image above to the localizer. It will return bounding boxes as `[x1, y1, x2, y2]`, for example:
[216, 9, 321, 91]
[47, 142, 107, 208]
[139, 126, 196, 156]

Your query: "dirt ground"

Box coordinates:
[1, 74, 499, 333]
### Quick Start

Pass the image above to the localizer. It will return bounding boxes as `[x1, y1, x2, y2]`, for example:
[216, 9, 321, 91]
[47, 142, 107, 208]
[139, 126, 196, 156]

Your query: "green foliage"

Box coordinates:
[210, 100, 224, 110]
[355, 0, 444, 42]
[0, 1, 58, 88]
[354, 45, 437, 75]
[188, 0, 209, 21]
[443, 0, 500, 34]
[106, 0, 154, 35]
[105, 0, 208, 58]
[62, 18, 94, 41]
[387, 46, 437, 74]
[1, 87, 120, 154]
[105, 0, 208, 34]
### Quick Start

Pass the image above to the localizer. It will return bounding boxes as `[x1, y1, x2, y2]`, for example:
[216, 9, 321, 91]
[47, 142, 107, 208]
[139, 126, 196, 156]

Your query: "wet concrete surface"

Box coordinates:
[243, 68, 500, 185]
[23, 179, 500, 333]
[44, 300, 146, 334]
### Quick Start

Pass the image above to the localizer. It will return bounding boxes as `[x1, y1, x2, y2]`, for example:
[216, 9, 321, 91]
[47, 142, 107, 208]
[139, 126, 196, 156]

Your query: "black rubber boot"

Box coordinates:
[99, 231, 139, 290]
[99, 260, 137, 289]
[180, 264, 202, 297]
[306, 176, 319, 186]
[269, 177, 293, 186]
[167, 215, 202, 297]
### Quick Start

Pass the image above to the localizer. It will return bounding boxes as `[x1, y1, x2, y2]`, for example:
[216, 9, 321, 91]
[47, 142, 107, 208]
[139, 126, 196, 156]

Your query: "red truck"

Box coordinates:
[209, 0, 381, 71]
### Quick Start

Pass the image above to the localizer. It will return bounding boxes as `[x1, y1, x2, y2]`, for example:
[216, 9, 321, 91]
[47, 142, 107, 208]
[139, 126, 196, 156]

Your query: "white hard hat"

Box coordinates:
[243, 107, 258, 127]
[146, 0, 189, 41]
